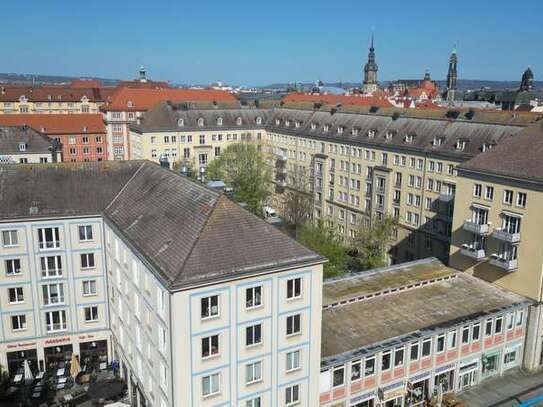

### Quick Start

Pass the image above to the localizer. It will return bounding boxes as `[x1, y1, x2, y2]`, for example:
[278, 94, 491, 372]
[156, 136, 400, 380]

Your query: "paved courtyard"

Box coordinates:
[457, 368, 543, 406]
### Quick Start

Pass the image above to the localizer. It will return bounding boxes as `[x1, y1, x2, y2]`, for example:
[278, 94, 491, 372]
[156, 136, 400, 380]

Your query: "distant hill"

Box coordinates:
[0, 72, 120, 86]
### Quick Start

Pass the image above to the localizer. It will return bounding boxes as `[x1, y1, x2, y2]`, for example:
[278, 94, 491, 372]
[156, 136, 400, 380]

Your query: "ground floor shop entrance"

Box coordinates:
[80, 340, 108, 371]
[6, 348, 38, 376]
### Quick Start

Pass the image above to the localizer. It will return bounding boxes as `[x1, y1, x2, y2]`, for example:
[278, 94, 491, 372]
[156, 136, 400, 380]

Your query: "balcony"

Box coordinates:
[493, 228, 520, 244]
[490, 255, 518, 272]
[277, 155, 287, 161]
[438, 193, 455, 203]
[463, 220, 490, 235]
[460, 244, 486, 260]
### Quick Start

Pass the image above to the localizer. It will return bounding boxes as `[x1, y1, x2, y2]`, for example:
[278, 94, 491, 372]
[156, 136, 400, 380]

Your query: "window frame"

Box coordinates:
[246, 286, 262, 310]
[201, 295, 220, 320]
[286, 277, 302, 300]
[201, 334, 220, 359]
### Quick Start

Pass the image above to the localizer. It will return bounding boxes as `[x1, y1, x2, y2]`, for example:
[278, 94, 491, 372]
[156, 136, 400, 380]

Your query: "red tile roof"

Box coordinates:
[102, 87, 239, 111]
[282, 92, 393, 108]
[0, 114, 105, 134]
[0, 85, 111, 103]
[70, 80, 103, 88]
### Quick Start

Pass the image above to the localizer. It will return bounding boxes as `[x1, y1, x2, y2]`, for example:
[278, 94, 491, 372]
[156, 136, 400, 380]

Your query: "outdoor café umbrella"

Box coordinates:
[23, 360, 33, 382]
[70, 353, 81, 378]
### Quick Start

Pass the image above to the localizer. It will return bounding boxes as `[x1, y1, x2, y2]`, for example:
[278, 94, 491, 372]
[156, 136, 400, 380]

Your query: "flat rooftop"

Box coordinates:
[321, 258, 530, 367]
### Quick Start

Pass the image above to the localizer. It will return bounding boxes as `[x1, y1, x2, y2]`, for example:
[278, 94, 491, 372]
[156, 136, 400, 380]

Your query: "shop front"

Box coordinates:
[458, 359, 479, 391]
[503, 343, 522, 371]
[44, 344, 73, 370]
[80, 340, 108, 370]
[6, 348, 38, 376]
[350, 391, 375, 407]
[378, 382, 405, 407]
[406, 371, 430, 406]
[482, 350, 500, 379]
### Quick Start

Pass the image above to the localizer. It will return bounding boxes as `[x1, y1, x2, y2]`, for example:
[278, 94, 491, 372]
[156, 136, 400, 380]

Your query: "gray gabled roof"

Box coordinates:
[0, 161, 323, 290]
[0, 126, 54, 154]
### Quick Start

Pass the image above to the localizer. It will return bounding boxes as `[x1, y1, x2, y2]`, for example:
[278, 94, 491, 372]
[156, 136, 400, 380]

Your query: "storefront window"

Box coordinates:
[434, 370, 454, 393]
[44, 344, 73, 371]
[80, 340, 108, 371]
[7, 349, 38, 376]
[482, 352, 500, 377]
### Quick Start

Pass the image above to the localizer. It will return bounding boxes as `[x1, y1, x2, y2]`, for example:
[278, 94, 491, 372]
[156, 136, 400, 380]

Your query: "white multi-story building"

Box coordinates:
[0, 161, 325, 407]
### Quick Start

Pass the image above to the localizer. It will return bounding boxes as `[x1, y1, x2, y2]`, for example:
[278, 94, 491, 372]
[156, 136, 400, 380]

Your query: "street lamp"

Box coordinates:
[199, 166, 206, 184]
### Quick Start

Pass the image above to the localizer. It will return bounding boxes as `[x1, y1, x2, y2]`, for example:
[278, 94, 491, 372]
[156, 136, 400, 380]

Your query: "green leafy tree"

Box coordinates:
[281, 165, 313, 236]
[297, 221, 349, 278]
[172, 160, 198, 179]
[205, 143, 272, 215]
[351, 214, 397, 270]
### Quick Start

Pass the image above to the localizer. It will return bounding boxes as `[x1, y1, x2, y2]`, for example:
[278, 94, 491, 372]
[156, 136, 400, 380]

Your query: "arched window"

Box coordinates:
[198, 117, 204, 127]
[177, 118, 184, 127]
[256, 116, 262, 125]
[236, 117, 242, 125]
[217, 117, 223, 126]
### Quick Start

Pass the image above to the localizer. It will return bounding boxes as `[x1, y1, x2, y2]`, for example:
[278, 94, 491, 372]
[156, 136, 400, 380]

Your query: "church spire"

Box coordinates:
[445, 45, 458, 102]
[519, 66, 534, 92]
[362, 31, 379, 94]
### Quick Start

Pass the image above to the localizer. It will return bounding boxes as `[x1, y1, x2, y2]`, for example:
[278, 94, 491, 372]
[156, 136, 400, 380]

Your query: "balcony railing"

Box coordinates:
[490, 255, 518, 272]
[460, 244, 486, 260]
[438, 193, 455, 202]
[463, 220, 490, 235]
[493, 228, 520, 244]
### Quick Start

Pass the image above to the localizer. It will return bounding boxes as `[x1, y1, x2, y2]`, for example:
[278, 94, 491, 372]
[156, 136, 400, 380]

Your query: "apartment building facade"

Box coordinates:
[0, 114, 107, 162]
[0, 125, 60, 164]
[0, 214, 110, 376]
[0, 161, 325, 407]
[449, 121, 543, 370]
[319, 259, 530, 407]
[101, 88, 239, 160]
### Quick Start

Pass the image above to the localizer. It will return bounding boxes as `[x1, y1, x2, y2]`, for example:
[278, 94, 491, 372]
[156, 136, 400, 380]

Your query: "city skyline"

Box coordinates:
[2, 0, 542, 86]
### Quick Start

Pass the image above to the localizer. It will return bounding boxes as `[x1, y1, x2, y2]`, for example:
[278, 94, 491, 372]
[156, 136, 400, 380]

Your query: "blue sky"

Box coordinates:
[1, 0, 541, 86]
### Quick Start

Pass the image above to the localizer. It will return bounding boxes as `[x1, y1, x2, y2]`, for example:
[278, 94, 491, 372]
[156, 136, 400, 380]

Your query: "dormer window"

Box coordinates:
[285, 120, 290, 127]
[177, 118, 184, 127]
[295, 121, 300, 128]
[18, 142, 27, 152]
[236, 117, 242, 126]
[456, 139, 467, 151]
[432, 136, 444, 147]
[198, 118, 205, 127]
[352, 127, 359, 136]
[275, 119, 281, 126]
[311, 122, 317, 130]
[256, 116, 262, 125]
[337, 126, 344, 134]
[323, 124, 330, 132]
[127, 100, 133, 108]
[217, 117, 223, 126]
[481, 143, 493, 152]
[368, 129, 376, 138]
[385, 131, 395, 141]
[83, 126, 88, 133]
[404, 134, 414, 143]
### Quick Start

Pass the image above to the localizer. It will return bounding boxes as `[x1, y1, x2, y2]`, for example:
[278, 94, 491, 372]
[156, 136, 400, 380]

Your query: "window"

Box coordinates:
[394, 347, 404, 367]
[81, 253, 95, 269]
[333, 365, 345, 387]
[245, 360, 262, 384]
[485, 319, 493, 336]
[11, 314, 26, 331]
[516, 310, 524, 326]
[43, 283, 64, 305]
[287, 278, 302, 299]
[246, 324, 262, 346]
[287, 350, 301, 372]
[198, 153, 208, 166]
[5, 259, 22, 275]
[485, 186, 494, 201]
[2, 230, 18, 247]
[516, 192, 527, 208]
[83, 280, 97, 296]
[503, 190, 514, 205]
[381, 351, 391, 370]
[38, 227, 60, 249]
[214, 146, 221, 157]
[46, 310, 67, 332]
[422, 339, 431, 357]
[448, 331, 457, 349]
[462, 326, 470, 344]
[202, 334, 219, 358]
[472, 323, 481, 341]
[202, 373, 220, 397]
[246, 286, 262, 309]
[495, 317, 503, 334]
[79, 225, 93, 241]
[246, 397, 261, 407]
[201, 295, 219, 319]
[9, 287, 24, 303]
[285, 384, 300, 406]
[410, 342, 419, 361]
[84, 306, 99, 322]
[286, 314, 301, 336]
[473, 184, 482, 198]
[437, 334, 445, 352]
[40, 256, 62, 277]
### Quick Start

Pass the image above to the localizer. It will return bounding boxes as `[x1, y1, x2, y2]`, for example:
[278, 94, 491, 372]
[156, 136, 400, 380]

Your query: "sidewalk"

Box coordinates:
[456, 368, 543, 407]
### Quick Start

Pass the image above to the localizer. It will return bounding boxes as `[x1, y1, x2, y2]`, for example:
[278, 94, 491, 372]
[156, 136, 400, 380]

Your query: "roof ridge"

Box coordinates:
[174, 193, 225, 283]
[103, 161, 147, 212]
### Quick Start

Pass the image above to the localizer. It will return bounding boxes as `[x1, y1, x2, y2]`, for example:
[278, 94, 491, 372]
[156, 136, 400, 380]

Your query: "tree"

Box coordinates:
[205, 143, 272, 215]
[172, 160, 198, 179]
[297, 221, 350, 278]
[281, 165, 313, 236]
[351, 214, 397, 270]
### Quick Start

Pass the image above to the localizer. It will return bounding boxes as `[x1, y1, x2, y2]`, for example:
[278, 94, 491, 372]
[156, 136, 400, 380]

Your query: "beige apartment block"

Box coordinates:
[449, 121, 543, 370]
